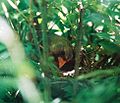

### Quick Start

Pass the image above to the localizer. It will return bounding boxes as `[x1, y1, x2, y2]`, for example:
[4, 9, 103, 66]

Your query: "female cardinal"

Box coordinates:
[49, 35, 75, 72]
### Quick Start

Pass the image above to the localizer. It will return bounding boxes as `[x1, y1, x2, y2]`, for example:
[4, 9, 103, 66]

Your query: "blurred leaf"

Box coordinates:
[99, 40, 120, 54]
[0, 43, 6, 52]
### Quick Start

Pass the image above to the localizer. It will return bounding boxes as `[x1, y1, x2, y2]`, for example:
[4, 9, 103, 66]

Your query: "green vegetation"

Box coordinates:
[0, 0, 120, 103]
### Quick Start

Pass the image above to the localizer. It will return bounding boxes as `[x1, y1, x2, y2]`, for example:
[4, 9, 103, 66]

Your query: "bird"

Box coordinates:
[49, 35, 75, 72]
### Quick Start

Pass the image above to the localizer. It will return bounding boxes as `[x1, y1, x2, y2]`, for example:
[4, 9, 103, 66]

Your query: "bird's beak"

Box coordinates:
[58, 57, 67, 69]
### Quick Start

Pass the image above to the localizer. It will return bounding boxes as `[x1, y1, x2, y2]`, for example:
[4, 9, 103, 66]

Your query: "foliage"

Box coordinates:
[0, 0, 120, 103]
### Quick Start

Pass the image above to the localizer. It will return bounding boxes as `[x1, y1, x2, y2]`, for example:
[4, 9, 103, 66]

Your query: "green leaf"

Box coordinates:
[96, 33, 111, 40]
[99, 40, 120, 54]
[0, 43, 6, 52]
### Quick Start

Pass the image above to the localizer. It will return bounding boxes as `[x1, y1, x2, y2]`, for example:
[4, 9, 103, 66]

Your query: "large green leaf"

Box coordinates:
[99, 40, 120, 54]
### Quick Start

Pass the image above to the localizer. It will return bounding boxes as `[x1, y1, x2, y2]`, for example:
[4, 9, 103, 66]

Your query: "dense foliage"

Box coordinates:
[0, 0, 120, 103]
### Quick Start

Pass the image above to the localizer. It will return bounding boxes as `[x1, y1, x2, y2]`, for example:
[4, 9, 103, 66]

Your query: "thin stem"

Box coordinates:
[77, 68, 120, 80]
[40, 1, 51, 102]
[74, 3, 84, 76]
[41, 0, 49, 62]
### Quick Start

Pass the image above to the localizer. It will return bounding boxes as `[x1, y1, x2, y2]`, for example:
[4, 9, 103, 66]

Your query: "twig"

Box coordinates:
[74, 2, 84, 76]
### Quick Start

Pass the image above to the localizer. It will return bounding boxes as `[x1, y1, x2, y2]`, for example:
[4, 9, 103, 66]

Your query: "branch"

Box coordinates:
[74, 2, 84, 76]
